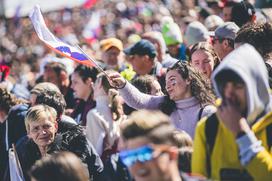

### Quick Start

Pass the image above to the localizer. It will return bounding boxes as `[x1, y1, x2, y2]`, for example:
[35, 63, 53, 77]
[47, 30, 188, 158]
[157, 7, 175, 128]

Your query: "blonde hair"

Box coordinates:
[121, 110, 176, 145]
[25, 104, 57, 133]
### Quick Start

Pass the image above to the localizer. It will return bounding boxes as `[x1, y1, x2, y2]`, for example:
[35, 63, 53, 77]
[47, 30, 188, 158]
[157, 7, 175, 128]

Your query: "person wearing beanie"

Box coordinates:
[161, 20, 187, 61]
[184, 21, 210, 47]
[204, 15, 224, 31]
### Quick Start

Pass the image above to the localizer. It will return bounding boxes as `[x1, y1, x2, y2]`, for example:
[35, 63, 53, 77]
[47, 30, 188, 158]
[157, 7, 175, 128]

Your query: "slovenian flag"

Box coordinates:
[29, 5, 95, 67]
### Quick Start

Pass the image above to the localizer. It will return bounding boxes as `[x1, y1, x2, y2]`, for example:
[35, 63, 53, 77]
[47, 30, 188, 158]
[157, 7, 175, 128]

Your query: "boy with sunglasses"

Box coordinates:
[119, 110, 205, 181]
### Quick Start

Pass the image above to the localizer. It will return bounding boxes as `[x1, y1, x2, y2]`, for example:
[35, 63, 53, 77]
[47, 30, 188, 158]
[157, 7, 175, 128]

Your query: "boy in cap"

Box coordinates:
[100, 38, 135, 81]
[212, 22, 240, 59]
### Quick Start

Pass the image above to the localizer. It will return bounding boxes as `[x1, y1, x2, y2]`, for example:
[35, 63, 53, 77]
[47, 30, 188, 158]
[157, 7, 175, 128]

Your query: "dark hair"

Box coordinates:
[224, 1, 239, 8]
[73, 64, 98, 83]
[214, 69, 245, 95]
[132, 75, 158, 94]
[235, 22, 272, 60]
[231, 1, 255, 27]
[160, 62, 216, 114]
[35, 90, 66, 119]
[178, 146, 193, 173]
[189, 42, 220, 67]
[0, 87, 23, 113]
[29, 151, 89, 181]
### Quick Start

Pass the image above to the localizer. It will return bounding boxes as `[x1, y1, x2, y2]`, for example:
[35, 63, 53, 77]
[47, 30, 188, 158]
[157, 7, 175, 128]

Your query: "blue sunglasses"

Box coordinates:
[119, 145, 154, 167]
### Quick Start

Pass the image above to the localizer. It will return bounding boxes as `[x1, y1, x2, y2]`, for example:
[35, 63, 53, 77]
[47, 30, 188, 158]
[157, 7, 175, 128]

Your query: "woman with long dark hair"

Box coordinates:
[109, 61, 216, 138]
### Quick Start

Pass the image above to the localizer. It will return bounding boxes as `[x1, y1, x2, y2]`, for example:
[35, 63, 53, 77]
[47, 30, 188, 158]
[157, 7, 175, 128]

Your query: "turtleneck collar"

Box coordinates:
[175, 97, 199, 109]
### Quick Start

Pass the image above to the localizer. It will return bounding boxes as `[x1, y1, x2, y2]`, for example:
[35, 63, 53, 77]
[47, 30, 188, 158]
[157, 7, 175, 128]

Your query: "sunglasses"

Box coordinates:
[119, 145, 171, 167]
[119, 145, 154, 167]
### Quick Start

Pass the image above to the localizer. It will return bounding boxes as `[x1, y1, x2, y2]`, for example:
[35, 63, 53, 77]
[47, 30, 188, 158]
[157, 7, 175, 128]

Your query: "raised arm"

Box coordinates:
[109, 72, 165, 110]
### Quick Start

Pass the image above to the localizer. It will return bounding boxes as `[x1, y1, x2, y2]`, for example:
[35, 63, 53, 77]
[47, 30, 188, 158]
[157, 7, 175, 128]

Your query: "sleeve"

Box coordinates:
[86, 110, 107, 156]
[191, 118, 208, 177]
[236, 132, 272, 180]
[119, 81, 165, 110]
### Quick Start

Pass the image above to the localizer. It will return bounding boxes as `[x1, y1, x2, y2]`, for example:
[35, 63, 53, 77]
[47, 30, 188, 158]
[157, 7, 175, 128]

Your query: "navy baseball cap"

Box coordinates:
[124, 40, 157, 58]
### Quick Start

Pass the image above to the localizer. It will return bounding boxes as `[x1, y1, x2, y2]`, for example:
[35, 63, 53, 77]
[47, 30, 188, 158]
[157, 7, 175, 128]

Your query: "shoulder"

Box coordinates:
[201, 105, 217, 118]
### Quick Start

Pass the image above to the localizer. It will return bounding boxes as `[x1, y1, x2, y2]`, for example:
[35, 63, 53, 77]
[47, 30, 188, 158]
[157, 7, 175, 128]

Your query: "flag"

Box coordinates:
[82, 11, 101, 44]
[29, 5, 95, 67]
[83, 0, 97, 9]
[9, 144, 24, 181]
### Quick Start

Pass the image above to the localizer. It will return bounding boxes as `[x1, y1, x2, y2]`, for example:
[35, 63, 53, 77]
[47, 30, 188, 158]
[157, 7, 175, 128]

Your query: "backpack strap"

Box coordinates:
[205, 113, 219, 178]
[198, 107, 205, 121]
[266, 123, 272, 151]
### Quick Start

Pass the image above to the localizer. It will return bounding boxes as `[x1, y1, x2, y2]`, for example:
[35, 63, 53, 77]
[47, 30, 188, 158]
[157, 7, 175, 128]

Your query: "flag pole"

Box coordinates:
[76, 45, 111, 79]
[76, 45, 124, 89]
[12, 144, 25, 181]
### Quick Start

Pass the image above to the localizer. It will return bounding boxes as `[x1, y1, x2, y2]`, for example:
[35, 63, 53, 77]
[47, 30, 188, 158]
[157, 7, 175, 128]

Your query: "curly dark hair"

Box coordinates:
[235, 22, 272, 60]
[0, 87, 21, 113]
[160, 62, 215, 114]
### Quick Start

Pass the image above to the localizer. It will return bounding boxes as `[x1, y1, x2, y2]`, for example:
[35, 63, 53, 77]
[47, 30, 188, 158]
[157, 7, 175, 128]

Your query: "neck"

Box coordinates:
[166, 164, 182, 181]
[38, 146, 48, 157]
[83, 90, 92, 101]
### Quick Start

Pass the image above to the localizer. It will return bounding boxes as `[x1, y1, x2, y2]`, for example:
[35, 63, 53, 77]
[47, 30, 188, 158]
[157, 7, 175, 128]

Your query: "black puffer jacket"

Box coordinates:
[6, 124, 105, 181]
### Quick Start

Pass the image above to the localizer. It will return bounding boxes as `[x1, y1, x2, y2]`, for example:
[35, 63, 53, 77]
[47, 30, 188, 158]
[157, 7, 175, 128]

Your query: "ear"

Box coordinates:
[86, 78, 94, 87]
[168, 147, 179, 160]
[59, 71, 67, 81]
[185, 79, 191, 85]
[222, 39, 229, 49]
[54, 121, 58, 132]
[144, 55, 153, 65]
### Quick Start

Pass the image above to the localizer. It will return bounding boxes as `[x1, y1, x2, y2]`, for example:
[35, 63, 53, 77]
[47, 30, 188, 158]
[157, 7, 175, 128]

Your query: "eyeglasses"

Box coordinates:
[119, 145, 154, 167]
[211, 37, 222, 45]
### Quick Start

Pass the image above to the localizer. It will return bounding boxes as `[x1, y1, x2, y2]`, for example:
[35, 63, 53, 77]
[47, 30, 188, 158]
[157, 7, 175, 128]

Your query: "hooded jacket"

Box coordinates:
[192, 44, 272, 180]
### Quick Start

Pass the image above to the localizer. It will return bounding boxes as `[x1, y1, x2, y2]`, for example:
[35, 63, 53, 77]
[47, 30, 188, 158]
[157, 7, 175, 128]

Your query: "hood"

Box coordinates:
[212, 44, 272, 124]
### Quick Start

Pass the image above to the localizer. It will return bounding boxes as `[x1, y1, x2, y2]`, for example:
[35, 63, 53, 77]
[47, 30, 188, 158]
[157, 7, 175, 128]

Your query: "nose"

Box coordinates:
[41, 129, 47, 135]
[223, 82, 234, 99]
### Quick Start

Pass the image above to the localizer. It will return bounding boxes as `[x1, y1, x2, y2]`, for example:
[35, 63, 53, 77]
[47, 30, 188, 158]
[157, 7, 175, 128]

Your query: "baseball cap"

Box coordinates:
[215, 22, 240, 40]
[124, 40, 157, 58]
[100, 38, 123, 52]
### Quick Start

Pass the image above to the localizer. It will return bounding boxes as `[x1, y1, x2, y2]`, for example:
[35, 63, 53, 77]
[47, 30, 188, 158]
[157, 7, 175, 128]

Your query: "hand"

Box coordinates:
[217, 99, 251, 136]
[107, 72, 126, 89]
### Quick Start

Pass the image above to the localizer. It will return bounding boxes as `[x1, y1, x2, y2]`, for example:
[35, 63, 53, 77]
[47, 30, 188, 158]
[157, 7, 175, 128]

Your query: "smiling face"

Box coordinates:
[191, 49, 215, 78]
[165, 70, 191, 101]
[28, 116, 57, 148]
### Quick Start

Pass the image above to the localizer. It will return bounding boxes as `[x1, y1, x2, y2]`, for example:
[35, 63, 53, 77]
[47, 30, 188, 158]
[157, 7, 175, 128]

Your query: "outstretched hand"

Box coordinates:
[107, 72, 127, 89]
[217, 99, 250, 136]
